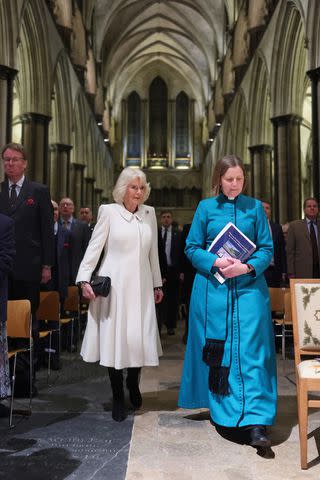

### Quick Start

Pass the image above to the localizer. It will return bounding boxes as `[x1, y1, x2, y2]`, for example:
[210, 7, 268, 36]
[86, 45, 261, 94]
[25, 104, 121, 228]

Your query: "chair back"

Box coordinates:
[36, 291, 60, 321]
[290, 279, 320, 365]
[269, 287, 286, 313]
[7, 300, 32, 338]
[63, 286, 79, 312]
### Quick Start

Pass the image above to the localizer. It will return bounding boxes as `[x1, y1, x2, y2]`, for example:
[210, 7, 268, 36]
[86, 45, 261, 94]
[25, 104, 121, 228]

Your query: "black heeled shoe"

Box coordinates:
[249, 426, 271, 448]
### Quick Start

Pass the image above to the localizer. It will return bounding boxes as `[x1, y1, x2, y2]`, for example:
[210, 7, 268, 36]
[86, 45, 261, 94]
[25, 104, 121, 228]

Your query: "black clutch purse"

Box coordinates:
[90, 275, 111, 297]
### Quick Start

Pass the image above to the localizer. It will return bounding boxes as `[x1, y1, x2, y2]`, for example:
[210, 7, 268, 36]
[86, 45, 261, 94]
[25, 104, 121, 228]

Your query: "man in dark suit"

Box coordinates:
[59, 198, 90, 284]
[287, 197, 320, 278]
[262, 201, 287, 287]
[0, 142, 54, 394]
[158, 210, 182, 335]
[0, 213, 15, 416]
[79, 206, 95, 236]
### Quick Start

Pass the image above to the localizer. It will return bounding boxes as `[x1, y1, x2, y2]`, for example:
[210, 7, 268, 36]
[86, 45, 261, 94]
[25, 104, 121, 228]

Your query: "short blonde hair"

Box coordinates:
[112, 167, 151, 204]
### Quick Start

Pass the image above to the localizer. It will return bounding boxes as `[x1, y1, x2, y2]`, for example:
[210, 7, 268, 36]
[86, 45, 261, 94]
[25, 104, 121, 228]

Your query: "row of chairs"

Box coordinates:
[6, 286, 88, 428]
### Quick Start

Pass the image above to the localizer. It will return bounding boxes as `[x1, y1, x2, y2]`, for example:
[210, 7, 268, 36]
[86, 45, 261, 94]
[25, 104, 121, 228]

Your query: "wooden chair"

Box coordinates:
[290, 278, 320, 469]
[269, 287, 292, 360]
[36, 291, 60, 383]
[60, 286, 80, 352]
[6, 299, 32, 428]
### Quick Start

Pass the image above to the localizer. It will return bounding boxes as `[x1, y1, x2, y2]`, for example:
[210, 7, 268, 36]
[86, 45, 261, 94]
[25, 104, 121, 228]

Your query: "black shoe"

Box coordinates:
[249, 426, 271, 448]
[0, 404, 10, 418]
[112, 399, 127, 422]
[167, 328, 175, 335]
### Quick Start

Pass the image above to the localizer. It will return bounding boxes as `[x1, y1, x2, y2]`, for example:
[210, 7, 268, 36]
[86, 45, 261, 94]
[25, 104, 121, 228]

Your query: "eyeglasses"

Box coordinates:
[3, 156, 25, 162]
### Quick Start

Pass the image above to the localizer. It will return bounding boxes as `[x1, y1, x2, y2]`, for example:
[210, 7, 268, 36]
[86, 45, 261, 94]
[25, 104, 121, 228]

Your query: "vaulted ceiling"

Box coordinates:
[93, 0, 227, 117]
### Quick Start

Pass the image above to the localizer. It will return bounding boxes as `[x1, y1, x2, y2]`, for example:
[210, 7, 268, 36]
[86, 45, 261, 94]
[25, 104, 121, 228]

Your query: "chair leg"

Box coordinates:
[297, 381, 308, 469]
[47, 332, 52, 384]
[282, 323, 285, 361]
[70, 319, 74, 352]
[9, 353, 17, 428]
[29, 342, 33, 412]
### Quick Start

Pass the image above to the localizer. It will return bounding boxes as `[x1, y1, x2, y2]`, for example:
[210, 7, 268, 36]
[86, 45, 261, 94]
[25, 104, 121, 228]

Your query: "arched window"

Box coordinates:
[149, 77, 168, 158]
[176, 91, 189, 157]
[127, 91, 141, 161]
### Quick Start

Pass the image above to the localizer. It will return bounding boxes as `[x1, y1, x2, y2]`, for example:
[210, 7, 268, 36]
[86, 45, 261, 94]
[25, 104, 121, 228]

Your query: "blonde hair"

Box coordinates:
[112, 167, 151, 204]
[212, 154, 247, 196]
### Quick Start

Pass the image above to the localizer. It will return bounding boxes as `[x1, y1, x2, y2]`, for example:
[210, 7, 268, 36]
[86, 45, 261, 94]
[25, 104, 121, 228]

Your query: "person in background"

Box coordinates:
[0, 213, 15, 417]
[287, 198, 320, 279]
[179, 154, 277, 450]
[79, 206, 95, 235]
[59, 198, 90, 285]
[76, 167, 163, 422]
[0, 142, 54, 395]
[261, 200, 287, 287]
[158, 210, 181, 335]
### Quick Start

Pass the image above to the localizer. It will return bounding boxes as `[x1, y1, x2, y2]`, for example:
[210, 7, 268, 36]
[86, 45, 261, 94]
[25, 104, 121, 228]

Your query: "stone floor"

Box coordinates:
[1, 324, 320, 479]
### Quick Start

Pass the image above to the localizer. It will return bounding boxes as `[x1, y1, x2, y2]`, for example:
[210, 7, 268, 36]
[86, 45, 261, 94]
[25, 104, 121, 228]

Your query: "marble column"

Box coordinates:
[69, 162, 85, 209]
[307, 67, 320, 201]
[0, 64, 18, 179]
[19, 113, 51, 184]
[49, 143, 72, 200]
[248, 144, 273, 202]
[271, 114, 302, 223]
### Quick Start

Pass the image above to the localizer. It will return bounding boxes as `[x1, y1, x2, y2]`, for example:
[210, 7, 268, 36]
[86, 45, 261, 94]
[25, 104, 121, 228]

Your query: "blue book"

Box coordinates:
[208, 222, 256, 283]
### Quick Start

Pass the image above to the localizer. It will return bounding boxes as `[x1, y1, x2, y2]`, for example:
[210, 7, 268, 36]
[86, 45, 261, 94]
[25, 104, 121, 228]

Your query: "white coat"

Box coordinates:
[76, 203, 163, 369]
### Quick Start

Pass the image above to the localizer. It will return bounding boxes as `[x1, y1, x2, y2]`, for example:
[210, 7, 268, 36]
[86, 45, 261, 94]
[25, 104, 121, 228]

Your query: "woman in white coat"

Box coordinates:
[76, 167, 163, 421]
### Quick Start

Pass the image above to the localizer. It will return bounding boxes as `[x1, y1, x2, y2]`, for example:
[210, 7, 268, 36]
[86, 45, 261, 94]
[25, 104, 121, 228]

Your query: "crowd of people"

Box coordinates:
[1, 143, 320, 454]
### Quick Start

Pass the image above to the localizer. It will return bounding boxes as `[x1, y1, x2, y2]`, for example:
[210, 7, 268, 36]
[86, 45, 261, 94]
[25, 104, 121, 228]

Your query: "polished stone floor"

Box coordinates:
[1, 324, 320, 479]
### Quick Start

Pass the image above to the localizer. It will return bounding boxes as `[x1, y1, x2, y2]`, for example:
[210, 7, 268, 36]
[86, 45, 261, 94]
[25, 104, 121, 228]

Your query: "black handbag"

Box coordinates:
[90, 275, 111, 297]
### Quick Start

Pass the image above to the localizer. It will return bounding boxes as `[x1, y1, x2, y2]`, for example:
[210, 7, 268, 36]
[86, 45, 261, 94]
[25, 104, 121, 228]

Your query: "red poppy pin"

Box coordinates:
[63, 243, 69, 248]
[26, 198, 35, 206]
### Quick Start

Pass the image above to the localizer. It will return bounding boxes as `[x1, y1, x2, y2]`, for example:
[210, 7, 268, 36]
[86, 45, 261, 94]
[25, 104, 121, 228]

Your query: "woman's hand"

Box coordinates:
[214, 257, 234, 269]
[80, 282, 96, 300]
[219, 259, 248, 278]
[154, 287, 164, 304]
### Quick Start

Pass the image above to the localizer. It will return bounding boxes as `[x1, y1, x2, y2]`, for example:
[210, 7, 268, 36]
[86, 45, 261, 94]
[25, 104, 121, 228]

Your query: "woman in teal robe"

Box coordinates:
[178, 155, 277, 447]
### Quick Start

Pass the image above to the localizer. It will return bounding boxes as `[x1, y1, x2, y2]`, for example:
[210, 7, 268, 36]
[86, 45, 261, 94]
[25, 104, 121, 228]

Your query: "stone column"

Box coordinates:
[49, 143, 72, 201]
[141, 99, 148, 167]
[168, 100, 175, 168]
[69, 163, 85, 209]
[121, 99, 127, 167]
[307, 67, 320, 201]
[0, 65, 18, 179]
[19, 113, 51, 184]
[248, 144, 273, 202]
[271, 114, 302, 223]
[190, 99, 196, 168]
[94, 188, 103, 210]
[85, 177, 95, 210]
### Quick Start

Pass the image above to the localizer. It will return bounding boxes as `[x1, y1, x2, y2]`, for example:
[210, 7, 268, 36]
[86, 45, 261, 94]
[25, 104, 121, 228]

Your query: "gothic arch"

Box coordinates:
[17, 0, 52, 114]
[50, 50, 73, 145]
[271, 2, 306, 116]
[306, 0, 320, 68]
[0, 0, 20, 67]
[231, 89, 248, 163]
[248, 54, 272, 146]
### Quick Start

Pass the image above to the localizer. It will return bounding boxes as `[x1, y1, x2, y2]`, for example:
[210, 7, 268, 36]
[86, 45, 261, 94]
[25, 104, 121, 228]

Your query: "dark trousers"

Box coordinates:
[159, 267, 180, 330]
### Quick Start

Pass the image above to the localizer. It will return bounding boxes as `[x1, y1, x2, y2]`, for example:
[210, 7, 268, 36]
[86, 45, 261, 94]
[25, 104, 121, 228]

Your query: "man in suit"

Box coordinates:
[158, 210, 181, 335]
[79, 206, 95, 236]
[287, 197, 320, 278]
[262, 201, 287, 287]
[0, 142, 54, 394]
[59, 198, 90, 284]
[0, 213, 15, 416]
